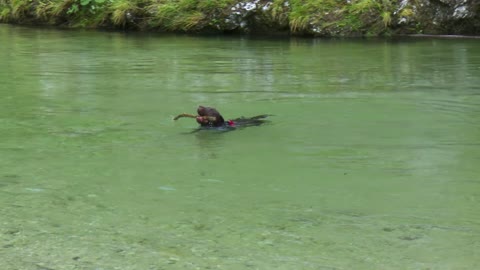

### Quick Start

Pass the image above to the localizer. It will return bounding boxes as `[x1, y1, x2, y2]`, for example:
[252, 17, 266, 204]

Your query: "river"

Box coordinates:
[1, 24, 479, 269]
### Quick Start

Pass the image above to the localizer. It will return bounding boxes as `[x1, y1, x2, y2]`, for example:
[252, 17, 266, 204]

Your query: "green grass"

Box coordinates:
[288, 0, 343, 34]
[35, 1, 55, 21]
[337, 0, 394, 35]
[0, 6, 11, 22]
[11, 0, 29, 19]
[381, 10, 391, 27]
[268, 0, 289, 27]
[349, 0, 380, 15]
[110, 0, 138, 26]
[149, 0, 208, 31]
[175, 11, 204, 31]
[52, 0, 75, 16]
[0, 0, 464, 36]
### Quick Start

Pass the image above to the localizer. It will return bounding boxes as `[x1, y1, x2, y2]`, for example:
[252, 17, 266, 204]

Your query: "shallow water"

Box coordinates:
[1, 25, 480, 269]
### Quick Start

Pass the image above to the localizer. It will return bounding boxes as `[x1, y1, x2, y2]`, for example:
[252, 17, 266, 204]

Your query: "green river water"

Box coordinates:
[1, 24, 479, 270]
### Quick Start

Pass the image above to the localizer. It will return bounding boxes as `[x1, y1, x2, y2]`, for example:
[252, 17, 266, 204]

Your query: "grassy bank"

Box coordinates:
[0, 0, 478, 36]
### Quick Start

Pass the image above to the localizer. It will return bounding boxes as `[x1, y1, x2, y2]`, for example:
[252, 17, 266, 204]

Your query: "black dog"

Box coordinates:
[175, 106, 270, 129]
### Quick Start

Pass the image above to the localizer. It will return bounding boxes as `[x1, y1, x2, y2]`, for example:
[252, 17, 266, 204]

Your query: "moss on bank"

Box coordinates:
[0, 0, 478, 36]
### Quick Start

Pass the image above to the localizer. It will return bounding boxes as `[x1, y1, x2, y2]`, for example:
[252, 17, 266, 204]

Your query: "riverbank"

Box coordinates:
[0, 0, 478, 37]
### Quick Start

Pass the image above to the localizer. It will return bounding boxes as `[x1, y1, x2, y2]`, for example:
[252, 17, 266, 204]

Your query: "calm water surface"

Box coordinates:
[1, 24, 480, 269]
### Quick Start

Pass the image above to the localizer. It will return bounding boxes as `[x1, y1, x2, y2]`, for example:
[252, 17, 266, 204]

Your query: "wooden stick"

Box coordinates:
[173, 113, 197, 120]
[173, 113, 217, 122]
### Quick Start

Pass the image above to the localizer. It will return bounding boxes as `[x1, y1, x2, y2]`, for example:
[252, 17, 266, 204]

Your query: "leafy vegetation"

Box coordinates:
[0, 0, 476, 36]
[110, 0, 138, 27]
[0, 9, 10, 22]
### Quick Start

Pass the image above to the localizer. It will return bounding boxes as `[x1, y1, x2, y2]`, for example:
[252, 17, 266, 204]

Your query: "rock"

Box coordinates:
[392, 0, 479, 35]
